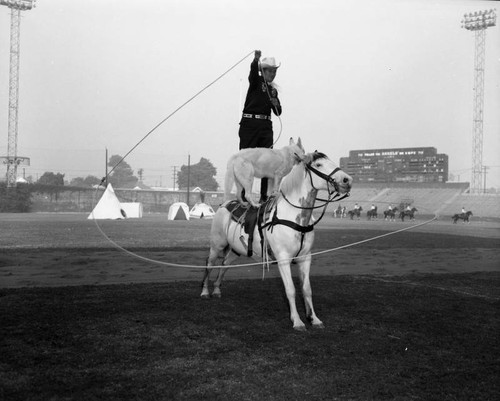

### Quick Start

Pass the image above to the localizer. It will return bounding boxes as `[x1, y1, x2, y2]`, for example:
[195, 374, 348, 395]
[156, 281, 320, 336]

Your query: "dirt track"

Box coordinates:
[0, 214, 499, 288]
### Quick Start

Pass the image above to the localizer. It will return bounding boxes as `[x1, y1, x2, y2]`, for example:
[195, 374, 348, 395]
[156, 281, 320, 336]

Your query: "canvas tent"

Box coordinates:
[168, 202, 190, 220]
[189, 202, 215, 219]
[121, 202, 143, 218]
[88, 184, 126, 220]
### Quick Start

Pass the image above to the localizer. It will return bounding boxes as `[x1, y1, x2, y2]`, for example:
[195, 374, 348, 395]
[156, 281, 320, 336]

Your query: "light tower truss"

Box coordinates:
[461, 9, 497, 194]
[0, 0, 35, 187]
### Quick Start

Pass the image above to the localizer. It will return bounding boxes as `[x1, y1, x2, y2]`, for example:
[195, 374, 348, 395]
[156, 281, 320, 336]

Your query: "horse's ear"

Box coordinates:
[289, 137, 294, 145]
[297, 137, 303, 151]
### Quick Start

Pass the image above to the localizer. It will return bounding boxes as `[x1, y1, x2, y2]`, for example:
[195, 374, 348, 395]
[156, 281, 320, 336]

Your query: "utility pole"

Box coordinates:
[0, 0, 35, 187]
[186, 154, 191, 206]
[461, 9, 497, 194]
[105, 147, 108, 187]
[482, 165, 489, 194]
[171, 166, 178, 191]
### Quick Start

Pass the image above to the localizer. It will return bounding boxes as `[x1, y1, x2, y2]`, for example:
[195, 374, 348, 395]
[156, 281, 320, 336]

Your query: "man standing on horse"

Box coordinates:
[238, 50, 282, 203]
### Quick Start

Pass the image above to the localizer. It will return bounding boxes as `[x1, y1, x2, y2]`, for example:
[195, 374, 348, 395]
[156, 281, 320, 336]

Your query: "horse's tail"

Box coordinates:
[224, 156, 236, 201]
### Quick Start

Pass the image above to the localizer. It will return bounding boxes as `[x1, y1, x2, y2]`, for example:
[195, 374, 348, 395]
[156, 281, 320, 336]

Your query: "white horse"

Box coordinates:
[201, 151, 353, 331]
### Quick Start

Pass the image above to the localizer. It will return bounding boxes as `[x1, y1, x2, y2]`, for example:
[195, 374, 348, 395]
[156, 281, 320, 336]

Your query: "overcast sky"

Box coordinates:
[1, 0, 499, 188]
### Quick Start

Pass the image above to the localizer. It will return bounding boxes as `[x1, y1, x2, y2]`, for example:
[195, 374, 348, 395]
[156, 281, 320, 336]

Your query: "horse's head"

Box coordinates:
[301, 151, 352, 195]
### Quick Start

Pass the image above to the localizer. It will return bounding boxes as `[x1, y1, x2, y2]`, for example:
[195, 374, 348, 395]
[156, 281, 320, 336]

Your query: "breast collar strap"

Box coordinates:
[263, 208, 315, 234]
[260, 207, 314, 259]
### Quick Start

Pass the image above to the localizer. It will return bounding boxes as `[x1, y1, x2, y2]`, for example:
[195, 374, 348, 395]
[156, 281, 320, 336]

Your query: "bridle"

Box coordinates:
[280, 160, 350, 212]
[305, 163, 348, 199]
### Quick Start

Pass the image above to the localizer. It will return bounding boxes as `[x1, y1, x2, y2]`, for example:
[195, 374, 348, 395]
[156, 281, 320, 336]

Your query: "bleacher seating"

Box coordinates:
[323, 182, 499, 218]
[439, 194, 500, 218]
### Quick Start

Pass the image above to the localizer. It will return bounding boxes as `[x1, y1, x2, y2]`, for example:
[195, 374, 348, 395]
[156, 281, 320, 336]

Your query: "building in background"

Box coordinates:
[340, 147, 449, 183]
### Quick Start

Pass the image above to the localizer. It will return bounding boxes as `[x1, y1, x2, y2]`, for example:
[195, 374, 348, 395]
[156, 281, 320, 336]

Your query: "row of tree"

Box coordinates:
[34, 155, 219, 191]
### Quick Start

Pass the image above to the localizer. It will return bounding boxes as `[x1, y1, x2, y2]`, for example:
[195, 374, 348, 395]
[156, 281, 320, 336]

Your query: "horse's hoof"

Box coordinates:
[200, 294, 210, 300]
[312, 322, 325, 329]
[211, 292, 222, 298]
[293, 325, 307, 332]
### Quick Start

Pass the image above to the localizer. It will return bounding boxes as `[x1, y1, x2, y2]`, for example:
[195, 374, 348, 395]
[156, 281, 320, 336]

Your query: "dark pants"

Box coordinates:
[238, 118, 273, 202]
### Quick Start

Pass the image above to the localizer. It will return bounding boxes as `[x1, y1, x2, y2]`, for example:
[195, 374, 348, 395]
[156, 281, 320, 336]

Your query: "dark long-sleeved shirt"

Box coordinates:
[242, 59, 282, 117]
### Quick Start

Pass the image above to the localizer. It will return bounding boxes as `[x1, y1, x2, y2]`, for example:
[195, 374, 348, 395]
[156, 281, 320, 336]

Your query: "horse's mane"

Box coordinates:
[279, 151, 327, 194]
[311, 151, 327, 161]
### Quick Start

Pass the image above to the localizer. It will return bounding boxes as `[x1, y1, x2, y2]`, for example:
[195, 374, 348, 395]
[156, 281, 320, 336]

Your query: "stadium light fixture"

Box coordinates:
[0, 0, 35, 186]
[461, 8, 496, 30]
[461, 8, 496, 194]
[0, 0, 35, 10]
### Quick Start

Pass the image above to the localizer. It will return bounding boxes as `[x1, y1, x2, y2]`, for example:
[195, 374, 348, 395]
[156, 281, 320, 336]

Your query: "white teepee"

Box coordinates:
[88, 184, 126, 220]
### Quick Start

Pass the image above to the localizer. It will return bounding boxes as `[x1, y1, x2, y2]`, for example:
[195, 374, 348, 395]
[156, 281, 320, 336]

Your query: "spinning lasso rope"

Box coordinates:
[90, 50, 438, 271]
[92, 212, 438, 269]
[103, 50, 255, 179]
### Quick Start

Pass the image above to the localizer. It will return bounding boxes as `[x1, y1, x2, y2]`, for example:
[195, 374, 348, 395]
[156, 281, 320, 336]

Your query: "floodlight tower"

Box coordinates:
[0, 0, 35, 187]
[461, 9, 496, 194]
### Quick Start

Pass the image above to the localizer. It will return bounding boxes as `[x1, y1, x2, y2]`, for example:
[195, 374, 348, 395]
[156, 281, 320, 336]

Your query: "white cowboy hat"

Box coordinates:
[260, 57, 281, 69]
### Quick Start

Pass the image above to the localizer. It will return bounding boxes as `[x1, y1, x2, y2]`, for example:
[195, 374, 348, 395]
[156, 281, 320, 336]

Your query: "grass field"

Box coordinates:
[0, 213, 499, 400]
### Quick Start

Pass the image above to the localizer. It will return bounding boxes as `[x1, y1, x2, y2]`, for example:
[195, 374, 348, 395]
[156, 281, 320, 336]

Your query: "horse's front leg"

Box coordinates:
[277, 258, 306, 331]
[297, 254, 324, 329]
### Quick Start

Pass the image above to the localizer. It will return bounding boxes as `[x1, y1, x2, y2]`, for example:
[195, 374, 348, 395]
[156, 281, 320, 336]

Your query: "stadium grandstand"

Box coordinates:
[340, 147, 448, 183]
[324, 182, 500, 219]
[327, 146, 499, 219]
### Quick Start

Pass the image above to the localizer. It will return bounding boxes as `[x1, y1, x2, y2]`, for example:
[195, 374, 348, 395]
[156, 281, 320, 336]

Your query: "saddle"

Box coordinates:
[224, 196, 314, 260]
[224, 200, 269, 257]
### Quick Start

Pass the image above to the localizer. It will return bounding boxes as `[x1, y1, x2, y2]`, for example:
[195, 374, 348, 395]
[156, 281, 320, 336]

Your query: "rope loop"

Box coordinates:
[90, 50, 438, 273]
